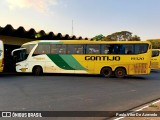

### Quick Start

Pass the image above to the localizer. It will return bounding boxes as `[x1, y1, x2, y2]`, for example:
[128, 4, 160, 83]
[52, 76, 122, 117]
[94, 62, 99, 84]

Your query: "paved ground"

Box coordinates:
[0, 70, 160, 120]
[115, 99, 160, 120]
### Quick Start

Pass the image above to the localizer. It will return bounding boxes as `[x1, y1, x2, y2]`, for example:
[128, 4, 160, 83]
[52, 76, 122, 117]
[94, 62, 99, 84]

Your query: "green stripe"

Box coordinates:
[60, 55, 86, 70]
[47, 54, 74, 70]
[47, 54, 86, 70]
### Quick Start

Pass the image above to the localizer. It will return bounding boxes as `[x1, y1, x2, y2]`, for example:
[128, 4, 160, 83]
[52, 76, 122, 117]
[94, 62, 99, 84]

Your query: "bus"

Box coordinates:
[0, 40, 4, 72]
[151, 49, 160, 69]
[11, 40, 152, 78]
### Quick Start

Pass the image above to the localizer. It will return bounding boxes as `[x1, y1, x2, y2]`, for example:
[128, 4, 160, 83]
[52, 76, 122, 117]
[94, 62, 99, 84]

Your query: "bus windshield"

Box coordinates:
[13, 44, 36, 62]
[21, 44, 36, 57]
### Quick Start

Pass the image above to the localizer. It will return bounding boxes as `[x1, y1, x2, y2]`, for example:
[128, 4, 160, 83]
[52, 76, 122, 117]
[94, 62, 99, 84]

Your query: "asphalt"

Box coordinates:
[0, 70, 159, 120]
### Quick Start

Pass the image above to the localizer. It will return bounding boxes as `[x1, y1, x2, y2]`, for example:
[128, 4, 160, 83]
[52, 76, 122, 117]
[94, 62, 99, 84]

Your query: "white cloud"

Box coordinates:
[6, 0, 58, 13]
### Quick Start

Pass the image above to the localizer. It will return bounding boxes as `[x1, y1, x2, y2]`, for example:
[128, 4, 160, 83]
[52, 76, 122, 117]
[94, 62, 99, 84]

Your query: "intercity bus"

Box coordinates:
[151, 49, 160, 69]
[0, 40, 4, 72]
[12, 40, 152, 78]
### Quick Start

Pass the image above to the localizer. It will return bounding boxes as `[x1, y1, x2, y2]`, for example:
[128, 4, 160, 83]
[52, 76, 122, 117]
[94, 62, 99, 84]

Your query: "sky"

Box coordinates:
[0, 0, 160, 40]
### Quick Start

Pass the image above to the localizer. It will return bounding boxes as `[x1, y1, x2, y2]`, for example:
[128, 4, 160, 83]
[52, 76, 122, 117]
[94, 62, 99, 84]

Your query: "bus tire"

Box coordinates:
[115, 67, 126, 78]
[33, 66, 43, 76]
[100, 67, 112, 78]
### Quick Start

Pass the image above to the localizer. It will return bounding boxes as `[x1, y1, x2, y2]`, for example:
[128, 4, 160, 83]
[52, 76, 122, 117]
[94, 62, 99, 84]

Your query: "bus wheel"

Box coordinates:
[33, 66, 43, 76]
[100, 67, 112, 78]
[115, 68, 126, 78]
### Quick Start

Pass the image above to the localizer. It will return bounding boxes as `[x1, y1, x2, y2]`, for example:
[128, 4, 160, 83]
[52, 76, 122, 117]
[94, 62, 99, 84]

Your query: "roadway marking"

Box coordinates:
[114, 99, 160, 120]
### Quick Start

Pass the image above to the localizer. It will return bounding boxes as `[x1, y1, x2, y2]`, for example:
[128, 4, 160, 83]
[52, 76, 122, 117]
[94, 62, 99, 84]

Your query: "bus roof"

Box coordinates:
[23, 40, 151, 45]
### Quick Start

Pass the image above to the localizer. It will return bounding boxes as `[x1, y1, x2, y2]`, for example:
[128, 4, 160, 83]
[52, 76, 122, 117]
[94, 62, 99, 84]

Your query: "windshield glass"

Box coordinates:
[13, 49, 26, 62]
[152, 50, 160, 57]
[14, 44, 36, 62]
[21, 44, 36, 54]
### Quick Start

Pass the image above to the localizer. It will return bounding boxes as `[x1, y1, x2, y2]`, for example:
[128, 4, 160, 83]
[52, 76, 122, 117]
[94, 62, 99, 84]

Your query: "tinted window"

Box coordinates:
[101, 45, 111, 54]
[125, 45, 134, 54]
[152, 50, 159, 57]
[113, 45, 126, 54]
[101, 44, 126, 54]
[33, 44, 50, 55]
[101, 44, 148, 54]
[22, 44, 35, 54]
[135, 44, 148, 54]
[67, 45, 84, 54]
[86, 45, 100, 54]
[50, 44, 66, 54]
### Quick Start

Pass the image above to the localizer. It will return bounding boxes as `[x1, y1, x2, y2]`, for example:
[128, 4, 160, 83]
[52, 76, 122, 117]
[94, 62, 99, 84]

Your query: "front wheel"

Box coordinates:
[100, 67, 112, 78]
[33, 66, 43, 76]
[115, 68, 126, 78]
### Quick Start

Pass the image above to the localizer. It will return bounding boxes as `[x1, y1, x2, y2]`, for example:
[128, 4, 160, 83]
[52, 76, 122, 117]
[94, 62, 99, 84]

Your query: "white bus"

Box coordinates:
[0, 40, 4, 72]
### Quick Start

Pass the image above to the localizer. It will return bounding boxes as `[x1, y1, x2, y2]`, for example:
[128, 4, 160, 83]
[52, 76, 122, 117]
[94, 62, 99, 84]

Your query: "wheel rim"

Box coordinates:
[116, 68, 125, 78]
[118, 71, 123, 76]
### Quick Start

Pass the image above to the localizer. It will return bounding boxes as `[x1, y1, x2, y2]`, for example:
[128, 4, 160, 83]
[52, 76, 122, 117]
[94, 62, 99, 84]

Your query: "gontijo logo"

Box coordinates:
[85, 56, 120, 61]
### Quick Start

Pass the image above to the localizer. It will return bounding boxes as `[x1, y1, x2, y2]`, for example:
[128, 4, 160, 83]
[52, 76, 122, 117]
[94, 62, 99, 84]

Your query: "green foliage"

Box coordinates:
[92, 34, 105, 41]
[129, 35, 141, 41]
[92, 31, 141, 41]
[147, 39, 160, 49]
[104, 31, 141, 41]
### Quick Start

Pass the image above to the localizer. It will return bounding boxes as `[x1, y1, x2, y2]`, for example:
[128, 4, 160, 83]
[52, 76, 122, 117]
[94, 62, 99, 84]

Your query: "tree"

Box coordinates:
[129, 35, 140, 41]
[148, 39, 160, 49]
[104, 31, 141, 41]
[92, 34, 105, 41]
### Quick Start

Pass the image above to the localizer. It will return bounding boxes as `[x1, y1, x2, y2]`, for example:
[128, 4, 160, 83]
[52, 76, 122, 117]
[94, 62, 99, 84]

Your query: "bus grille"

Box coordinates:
[134, 63, 147, 74]
[151, 62, 159, 69]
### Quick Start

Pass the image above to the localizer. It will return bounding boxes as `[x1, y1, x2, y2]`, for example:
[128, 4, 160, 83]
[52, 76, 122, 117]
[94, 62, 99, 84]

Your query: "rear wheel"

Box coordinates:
[115, 68, 126, 78]
[100, 67, 112, 78]
[33, 66, 43, 76]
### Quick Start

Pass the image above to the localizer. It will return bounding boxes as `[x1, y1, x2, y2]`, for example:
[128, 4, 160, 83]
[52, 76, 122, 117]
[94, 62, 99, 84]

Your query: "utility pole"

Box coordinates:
[72, 20, 74, 36]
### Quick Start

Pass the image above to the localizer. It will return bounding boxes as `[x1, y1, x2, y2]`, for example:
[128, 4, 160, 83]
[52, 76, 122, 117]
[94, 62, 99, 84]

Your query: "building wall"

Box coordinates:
[0, 35, 35, 45]
[0, 35, 36, 72]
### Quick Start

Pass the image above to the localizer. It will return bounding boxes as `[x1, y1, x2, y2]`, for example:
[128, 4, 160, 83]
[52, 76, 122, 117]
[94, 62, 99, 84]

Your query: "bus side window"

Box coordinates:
[113, 45, 119, 54]
[56, 45, 66, 54]
[113, 45, 124, 54]
[125, 45, 134, 54]
[74, 45, 84, 54]
[101, 45, 110, 54]
[135, 44, 148, 54]
[108, 46, 113, 54]
[33, 44, 50, 56]
[67, 45, 84, 54]
[86, 45, 100, 54]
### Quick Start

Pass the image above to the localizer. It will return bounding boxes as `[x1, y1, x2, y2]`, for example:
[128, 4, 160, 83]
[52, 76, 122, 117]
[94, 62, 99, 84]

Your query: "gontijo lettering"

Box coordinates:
[85, 56, 120, 61]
